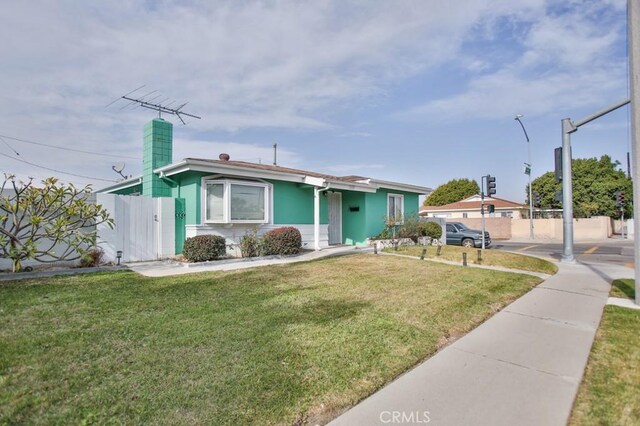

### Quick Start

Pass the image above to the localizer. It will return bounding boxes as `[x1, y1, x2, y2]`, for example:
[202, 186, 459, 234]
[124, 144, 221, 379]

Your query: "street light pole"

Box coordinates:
[515, 115, 534, 239]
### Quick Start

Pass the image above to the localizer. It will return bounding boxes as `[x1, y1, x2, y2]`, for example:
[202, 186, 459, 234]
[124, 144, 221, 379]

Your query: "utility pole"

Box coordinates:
[515, 115, 534, 239]
[628, 0, 640, 306]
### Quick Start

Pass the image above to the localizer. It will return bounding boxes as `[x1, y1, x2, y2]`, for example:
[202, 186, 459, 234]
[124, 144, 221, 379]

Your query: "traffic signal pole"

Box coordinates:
[629, 0, 640, 306]
[561, 119, 576, 263]
[560, 98, 630, 263]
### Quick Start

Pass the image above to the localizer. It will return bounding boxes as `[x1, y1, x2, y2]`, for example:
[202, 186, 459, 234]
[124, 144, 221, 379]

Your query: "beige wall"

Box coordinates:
[453, 217, 512, 240]
[428, 209, 523, 220]
[511, 216, 612, 240]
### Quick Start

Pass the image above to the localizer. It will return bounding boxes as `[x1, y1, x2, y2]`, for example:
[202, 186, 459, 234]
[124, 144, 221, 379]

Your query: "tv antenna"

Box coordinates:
[107, 85, 201, 125]
[112, 162, 127, 179]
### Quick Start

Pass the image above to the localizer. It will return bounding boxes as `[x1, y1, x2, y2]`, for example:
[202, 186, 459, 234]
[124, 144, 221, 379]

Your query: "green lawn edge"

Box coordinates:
[570, 279, 639, 425]
[383, 245, 558, 275]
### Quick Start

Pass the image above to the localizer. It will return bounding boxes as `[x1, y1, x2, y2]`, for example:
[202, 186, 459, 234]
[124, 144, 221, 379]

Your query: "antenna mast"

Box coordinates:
[108, 86, 201, 125]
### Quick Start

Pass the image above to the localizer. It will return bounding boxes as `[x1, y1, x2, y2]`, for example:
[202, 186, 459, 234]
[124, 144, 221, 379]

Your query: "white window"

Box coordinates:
[203, 179, 269, 224]
[387, 193, 404, 223]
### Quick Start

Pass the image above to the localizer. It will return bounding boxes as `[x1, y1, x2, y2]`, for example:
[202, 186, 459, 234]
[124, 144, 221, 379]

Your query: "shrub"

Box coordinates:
[423, 222, 442, 240]
[397, 215, 423, 243]
[240, 228, 262, 258]
[182, 235, 227, 262]
[80, 248, 104, 268]
[263, 227, 302, 255]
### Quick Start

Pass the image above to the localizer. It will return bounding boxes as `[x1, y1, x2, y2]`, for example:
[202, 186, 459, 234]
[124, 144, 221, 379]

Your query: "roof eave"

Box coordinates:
[154, 159, 378, 192]
[95, 176, 143, 193]
[369, 179, 433, 195]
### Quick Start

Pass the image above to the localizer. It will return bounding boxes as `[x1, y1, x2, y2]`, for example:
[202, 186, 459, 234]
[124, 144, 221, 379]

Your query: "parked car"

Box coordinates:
[445, 222, 491, 248]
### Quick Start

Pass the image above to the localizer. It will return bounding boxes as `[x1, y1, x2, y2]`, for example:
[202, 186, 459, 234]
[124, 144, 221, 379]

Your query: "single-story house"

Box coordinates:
[420, 195, 526, 219]
[98, 118, 432, 253]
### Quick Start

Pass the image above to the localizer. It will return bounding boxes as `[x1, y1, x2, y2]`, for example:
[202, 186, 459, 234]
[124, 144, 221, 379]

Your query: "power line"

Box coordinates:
[0, 136, 20, 156]
[0, 151, 118, 183]
[0, 133, 140, 160]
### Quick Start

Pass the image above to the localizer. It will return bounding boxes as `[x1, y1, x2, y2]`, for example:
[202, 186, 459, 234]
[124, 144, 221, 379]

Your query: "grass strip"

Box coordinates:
[570, 279, 639, 425]
[384, 245, 557, 275]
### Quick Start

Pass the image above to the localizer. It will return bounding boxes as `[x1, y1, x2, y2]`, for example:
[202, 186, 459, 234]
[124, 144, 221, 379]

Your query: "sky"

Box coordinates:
[0, 0, 632, 202]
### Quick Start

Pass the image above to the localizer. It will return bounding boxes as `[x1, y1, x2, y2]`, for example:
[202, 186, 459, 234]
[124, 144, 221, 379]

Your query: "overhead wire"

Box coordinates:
[0, 151, 118, 183]
[0, 133, 140, 160]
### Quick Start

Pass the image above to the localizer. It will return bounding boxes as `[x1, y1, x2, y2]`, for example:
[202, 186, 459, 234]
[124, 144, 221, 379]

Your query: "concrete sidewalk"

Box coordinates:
[127, 245, 369, 277]
[329, 260, 632, 426]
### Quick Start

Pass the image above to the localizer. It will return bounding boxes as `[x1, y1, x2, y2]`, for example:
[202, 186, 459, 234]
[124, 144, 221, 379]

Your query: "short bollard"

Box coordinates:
[420, 247, 427, 260]
[477, 249, 482, 263]
[462, 252, 467, 266]
[394, 241, 398, 251]
[374, 243, 378, 255]
[436, 245, 442, 256]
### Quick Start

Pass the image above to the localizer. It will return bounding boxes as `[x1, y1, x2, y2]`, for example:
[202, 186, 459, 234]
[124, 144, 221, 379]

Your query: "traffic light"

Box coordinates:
[616, 191, 625, 207]
[533, 192, 541, 207]
[554, 147, 563, 182]
[486, 175, 496, 196]
[486, 204, 495, 214]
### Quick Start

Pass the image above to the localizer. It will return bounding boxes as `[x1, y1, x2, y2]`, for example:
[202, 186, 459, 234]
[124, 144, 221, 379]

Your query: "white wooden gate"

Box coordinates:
[96, 194, 175, 263]
[327, 192, 342, 245]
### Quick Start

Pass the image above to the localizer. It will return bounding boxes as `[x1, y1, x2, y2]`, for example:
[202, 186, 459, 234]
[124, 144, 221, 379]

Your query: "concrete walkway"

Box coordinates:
[127, 245, 369, 277]
[329, 259, 632, 426]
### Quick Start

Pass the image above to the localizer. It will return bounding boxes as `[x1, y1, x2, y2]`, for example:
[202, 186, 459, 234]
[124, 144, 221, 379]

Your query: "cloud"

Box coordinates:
[0, 0, 627, 187]
[397, 1, 627, 123]
[172, 139, 300, 167]
[337, 132, 373, 138]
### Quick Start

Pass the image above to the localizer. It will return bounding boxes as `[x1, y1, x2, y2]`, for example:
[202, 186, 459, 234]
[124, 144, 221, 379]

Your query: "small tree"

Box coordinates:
[424, 178, 480, 206]
[529, 155, 633, 218]
[0, 175, 113, 272]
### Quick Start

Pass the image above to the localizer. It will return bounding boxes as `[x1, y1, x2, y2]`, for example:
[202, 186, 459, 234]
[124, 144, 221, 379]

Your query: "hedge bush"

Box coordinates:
[240, 229, 262, 258]
[263, 227, 302, 255]
[423, 221, 442, 240]
[182, 235, 227, 262]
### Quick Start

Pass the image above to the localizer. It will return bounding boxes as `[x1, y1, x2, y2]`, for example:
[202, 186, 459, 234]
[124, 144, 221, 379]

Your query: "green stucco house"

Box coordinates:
[98, 118, 432, 253]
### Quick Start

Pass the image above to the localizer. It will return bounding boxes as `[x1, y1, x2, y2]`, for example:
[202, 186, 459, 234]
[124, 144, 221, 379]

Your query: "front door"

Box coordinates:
[327, 192, 342, 245]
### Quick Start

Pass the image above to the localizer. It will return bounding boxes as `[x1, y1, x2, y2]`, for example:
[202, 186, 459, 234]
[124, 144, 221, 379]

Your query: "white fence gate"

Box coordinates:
[97, 194, 175, 263]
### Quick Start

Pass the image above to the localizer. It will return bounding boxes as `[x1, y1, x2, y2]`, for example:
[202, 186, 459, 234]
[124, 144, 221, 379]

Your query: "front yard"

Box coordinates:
[1, 254, 542, 424]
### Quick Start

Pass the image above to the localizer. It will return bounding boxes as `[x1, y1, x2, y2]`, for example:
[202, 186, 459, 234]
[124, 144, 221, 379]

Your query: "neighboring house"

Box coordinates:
[98, 119, 432, 254]
[420, 195, 526, 219]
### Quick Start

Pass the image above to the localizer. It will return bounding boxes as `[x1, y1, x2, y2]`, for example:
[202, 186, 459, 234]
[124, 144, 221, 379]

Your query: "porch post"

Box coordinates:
[314, 186, 320, 250]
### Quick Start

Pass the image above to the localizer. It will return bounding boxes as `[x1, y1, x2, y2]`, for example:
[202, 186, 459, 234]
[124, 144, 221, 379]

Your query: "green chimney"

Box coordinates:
[142, 118, 173, 197]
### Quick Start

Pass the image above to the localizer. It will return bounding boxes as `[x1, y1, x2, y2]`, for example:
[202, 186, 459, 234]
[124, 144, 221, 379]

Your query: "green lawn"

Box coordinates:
[1, 254, 542, 425]
[571, 279, 640, 425]
[384, 245, 558, 275]
[610, 278, 636, 299]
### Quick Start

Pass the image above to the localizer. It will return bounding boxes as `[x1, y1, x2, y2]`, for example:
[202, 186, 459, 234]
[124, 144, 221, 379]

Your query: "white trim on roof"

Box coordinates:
[95, 176, 142, 193]
[369, 179, 432, 195]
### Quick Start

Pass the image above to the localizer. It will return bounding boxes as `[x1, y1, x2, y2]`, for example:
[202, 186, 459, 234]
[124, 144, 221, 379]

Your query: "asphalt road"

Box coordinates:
[492, 239, 635, 269]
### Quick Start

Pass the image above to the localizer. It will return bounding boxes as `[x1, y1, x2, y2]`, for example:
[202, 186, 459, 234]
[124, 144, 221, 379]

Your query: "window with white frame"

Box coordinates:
[203, 179, 269, 224]
[387, 193, 404, 223]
